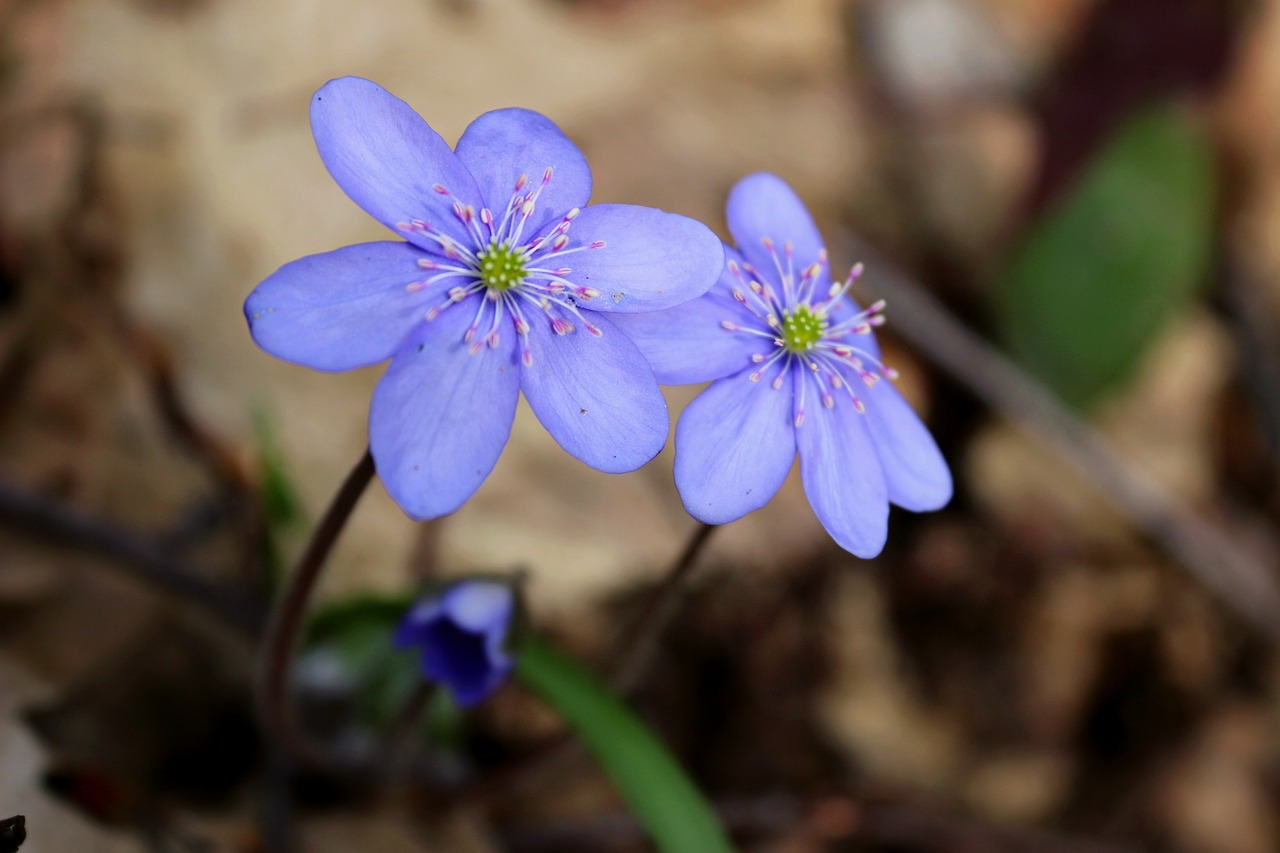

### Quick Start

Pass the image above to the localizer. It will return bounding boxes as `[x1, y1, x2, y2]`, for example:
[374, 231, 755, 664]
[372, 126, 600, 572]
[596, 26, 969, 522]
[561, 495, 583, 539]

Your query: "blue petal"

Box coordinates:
[393, 598, 442, 649]
[822, 295, 881, 360]
[726, 173, 830, 292]
[674, 361, 796, 524]
[421, 619, 496, 707]
[439, 580, 515, 636]
[245, 241, 429, 372]
[609, 246, 768, 385]
[551, 204, 724, 313]
[454, 108, 592, 234]
[310, 77, 482, 250]
[370, 301, 520, 519]
[796, 389, 889, 558]
[863, 382, 952, 511]
[519, 310, 667, 473]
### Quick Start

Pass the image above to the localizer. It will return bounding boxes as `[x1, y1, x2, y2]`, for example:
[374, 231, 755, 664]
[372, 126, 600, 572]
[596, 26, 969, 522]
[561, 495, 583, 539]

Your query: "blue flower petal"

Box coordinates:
[608, 246, 766, 384]
[823, 296, 881, 360]
[796, 392, 889, 558]
[454, 108, 592, 234]
[310, 77, 482, 250]
[421, 619, 495, 707]
[554, 204, 724, 313]
[726, 173, 830, 291]
[864, 383, 952, 512]
[245, 241, 429, 372]
[439, 580, 515, 635]
[519, 310, 667, 473]
[370, 302, 520, 520]
[393, 597, 442, 649]
[674, 361, 796, 524]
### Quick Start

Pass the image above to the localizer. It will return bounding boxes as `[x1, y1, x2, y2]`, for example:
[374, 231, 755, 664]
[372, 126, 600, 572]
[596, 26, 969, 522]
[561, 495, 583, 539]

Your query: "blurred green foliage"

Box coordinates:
[998, 104, 1216, 408]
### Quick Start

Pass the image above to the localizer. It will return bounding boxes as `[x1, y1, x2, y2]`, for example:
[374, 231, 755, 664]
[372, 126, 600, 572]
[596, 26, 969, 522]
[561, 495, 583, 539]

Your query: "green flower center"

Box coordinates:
[781, 304, 826, 352]
[477, 241, 526, 291]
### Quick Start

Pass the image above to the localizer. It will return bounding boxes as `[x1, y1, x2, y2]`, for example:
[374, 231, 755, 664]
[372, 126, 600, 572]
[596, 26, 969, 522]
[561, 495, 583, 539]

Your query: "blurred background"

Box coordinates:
[3, 0, 1280, 849]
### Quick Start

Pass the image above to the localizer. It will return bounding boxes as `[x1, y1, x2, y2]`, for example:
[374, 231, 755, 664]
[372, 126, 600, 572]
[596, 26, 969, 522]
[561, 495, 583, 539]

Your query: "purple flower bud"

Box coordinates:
[394, 579, 516, 707]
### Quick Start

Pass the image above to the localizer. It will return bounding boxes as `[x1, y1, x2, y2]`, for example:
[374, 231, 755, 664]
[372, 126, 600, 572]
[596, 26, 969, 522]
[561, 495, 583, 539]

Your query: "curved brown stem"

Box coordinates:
[255, 448, 375, 771]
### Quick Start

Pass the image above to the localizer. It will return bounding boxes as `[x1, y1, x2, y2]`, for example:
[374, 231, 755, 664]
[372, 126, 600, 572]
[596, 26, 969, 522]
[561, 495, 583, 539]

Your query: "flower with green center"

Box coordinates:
[610, 172, 952, 557]
[243, 77, 725, 520]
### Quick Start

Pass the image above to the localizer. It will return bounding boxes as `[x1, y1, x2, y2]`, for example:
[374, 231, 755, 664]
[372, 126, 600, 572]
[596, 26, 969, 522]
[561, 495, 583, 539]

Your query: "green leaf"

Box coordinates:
[997, 104, 1216, 408]
[516, 638, 735, 853]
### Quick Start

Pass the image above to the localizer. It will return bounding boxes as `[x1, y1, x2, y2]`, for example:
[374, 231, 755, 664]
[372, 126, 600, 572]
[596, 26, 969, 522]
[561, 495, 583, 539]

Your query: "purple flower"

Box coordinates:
[611, 173, 952, 557]
[394, 579, 516, 707]
[245, 77, 724, 519]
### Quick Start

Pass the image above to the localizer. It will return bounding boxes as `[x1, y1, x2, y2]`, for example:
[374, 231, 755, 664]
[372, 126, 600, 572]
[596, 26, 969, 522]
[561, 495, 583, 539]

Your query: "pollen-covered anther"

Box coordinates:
[513, 317, 529, 335]
[565, 207, 580, 221]
[586, 323, 603, 337]
[575, 287, 599, 300]
[515, 174, 529, 191]
[551, 318, 573, 335]
[487, 331, 500, 348]
[432, 184, 449, 195]
[542, 166, 554, 184]
[721, 321, 739, 331]
[794, 410, 805, 428]
[749, 371, 763, 383]
[417, 259, 438, 270]
[822, 392, 835, 408]
[772, 374, 784, 390]
[405, 281, 426, 293]
[589, 240, 606, 249]
[751, 354, 765, 363]
[522, 348, 533, 367]
[552, 234, 569, 251]
[449, 287, 469, 302]
[882, 367, 900, 380]
[853, 398, 866, 414]
[733, 289, 747, 303]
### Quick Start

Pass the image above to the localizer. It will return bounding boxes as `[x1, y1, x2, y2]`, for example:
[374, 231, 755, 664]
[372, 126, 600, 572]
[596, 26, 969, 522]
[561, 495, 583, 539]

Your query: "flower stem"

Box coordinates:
[255, 447, 375, 771]
[610, 522, 717, 695]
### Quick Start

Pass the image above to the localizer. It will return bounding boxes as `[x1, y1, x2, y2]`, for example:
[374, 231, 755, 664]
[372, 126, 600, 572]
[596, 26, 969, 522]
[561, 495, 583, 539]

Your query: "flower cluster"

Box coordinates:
[246, 78, 950, 562]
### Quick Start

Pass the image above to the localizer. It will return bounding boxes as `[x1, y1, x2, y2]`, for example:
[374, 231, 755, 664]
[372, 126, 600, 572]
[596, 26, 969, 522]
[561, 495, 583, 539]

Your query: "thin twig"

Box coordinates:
[610, 522, 717, 695]
[255, 448, 375, 771]
[0, 478, 265, 635]
[844, 233, 1280, 643]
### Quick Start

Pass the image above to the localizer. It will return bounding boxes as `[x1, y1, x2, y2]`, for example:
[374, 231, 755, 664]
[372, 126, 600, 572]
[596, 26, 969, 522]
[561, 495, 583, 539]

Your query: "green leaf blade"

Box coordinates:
[997, 104, 1217, 408]
[516, 638, 735, 853]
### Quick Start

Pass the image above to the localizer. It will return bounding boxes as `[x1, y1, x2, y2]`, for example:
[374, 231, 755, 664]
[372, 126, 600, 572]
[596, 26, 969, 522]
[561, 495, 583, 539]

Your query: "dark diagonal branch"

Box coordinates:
[844, 233, 1280, 643]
